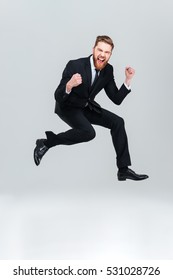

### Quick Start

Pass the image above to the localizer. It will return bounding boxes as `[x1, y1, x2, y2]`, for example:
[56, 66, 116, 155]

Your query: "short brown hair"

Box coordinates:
[94, 35, 114, 50]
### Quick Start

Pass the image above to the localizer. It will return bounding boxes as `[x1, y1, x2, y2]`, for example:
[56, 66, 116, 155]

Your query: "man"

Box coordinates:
[34, 35, 148, 181]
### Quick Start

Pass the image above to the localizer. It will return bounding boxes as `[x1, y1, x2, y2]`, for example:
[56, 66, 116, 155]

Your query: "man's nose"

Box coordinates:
[100, 52, 105, 57]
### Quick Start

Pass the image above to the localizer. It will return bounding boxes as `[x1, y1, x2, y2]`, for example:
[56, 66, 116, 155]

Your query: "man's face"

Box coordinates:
[93, 41, 112, 70]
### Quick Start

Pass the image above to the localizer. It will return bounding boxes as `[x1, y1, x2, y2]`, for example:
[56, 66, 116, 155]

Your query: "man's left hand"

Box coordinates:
[125, 66, 135, 80]
[124, 66, 135, 87]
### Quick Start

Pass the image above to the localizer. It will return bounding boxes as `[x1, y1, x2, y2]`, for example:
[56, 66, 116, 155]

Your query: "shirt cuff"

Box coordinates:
[124, 83, 131, 90]
[65, 87, 71, 94]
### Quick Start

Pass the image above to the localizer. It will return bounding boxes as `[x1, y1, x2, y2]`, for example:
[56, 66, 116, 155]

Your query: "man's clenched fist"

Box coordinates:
[66, 73, 82, 93]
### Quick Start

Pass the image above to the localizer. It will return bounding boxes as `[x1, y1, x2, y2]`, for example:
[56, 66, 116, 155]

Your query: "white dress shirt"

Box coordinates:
[66, 55, 131, 93]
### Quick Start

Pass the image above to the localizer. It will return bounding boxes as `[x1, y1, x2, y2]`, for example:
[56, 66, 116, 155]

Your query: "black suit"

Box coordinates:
[46, 55, 131, 168]
[55, 56, 130, 109]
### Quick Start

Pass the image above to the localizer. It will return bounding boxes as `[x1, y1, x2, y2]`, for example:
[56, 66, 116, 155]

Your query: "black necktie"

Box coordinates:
[90, 69, 99, 91]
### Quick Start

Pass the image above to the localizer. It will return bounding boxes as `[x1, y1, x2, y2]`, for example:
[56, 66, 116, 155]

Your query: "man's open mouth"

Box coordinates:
[97, 57, 105, 63]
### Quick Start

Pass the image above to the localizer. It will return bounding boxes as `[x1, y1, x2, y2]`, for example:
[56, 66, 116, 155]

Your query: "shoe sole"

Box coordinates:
[118, 176, 148, 181]
[33, 148, 40, 166]
[33, 140, 42, 166]
[118, 177, 126, 181]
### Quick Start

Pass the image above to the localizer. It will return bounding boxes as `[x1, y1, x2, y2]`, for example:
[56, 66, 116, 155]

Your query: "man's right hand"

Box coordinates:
[66, 73, 82, 93]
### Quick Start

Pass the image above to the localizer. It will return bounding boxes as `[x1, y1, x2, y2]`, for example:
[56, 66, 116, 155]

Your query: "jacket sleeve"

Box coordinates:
[54, 61, 74, 103]
[104, 65, 131, 105]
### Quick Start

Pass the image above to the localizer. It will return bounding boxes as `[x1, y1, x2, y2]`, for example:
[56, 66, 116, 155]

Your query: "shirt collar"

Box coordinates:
[90, 55, 95, 71]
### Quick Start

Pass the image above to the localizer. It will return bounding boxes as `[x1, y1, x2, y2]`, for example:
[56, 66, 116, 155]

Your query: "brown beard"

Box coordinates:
[93, 55, 108, 70]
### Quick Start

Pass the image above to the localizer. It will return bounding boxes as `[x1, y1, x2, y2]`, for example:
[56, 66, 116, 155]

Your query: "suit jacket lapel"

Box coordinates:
[84, 57, 92, 90]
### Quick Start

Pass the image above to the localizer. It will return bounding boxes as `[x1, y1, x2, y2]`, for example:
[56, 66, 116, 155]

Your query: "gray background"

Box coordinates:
[0, 0, 173, 259]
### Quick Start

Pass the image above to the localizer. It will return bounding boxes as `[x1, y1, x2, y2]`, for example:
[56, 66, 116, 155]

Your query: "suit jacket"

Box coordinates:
[54, 55, 131, 113]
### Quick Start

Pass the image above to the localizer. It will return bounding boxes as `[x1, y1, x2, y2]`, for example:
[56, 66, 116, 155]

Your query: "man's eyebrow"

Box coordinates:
[97, 47, 111, 53]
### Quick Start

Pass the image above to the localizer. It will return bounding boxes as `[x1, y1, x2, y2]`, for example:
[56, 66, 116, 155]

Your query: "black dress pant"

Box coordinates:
[46, 103, 131, 168]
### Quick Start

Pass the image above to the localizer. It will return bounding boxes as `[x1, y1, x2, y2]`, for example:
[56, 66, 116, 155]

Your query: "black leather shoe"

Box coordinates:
[117, 168, 149, 181]
[34, 139, 49, 166]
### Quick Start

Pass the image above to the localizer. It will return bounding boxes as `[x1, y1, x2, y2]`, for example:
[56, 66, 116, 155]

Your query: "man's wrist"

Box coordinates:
[66, 81, 72, 94]
[125, 78, 132, 86]
[124, 79, 132, 90]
